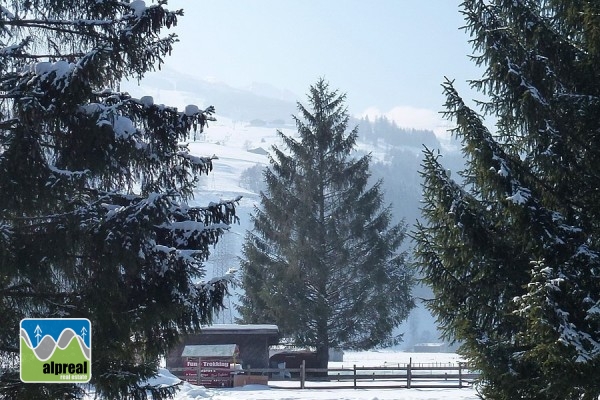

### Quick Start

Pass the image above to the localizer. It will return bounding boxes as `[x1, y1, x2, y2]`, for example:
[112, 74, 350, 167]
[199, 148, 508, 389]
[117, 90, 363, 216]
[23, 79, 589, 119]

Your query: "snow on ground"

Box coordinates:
[161, 351, 478, 400]
[185, 117, 288, 208]
[82, 351, 478, 399]
[180, 386, 479, 400]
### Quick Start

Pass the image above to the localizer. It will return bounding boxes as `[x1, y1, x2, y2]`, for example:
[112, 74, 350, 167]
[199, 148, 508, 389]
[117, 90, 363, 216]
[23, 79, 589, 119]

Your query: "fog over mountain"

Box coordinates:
[123, 69, 298, 124]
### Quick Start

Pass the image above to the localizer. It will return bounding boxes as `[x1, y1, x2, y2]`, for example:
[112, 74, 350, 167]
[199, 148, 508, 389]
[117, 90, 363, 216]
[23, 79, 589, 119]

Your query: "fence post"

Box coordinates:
[353, 364, 357, 389]
[300, 359, 306, 389]
[196, 359, 201, 386]
[407, 357, 411, 389]
[458, 362, 463, 388]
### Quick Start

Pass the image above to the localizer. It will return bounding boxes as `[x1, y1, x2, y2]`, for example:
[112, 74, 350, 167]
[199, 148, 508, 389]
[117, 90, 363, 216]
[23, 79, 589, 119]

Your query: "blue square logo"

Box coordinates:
[20, 318, 91, 383]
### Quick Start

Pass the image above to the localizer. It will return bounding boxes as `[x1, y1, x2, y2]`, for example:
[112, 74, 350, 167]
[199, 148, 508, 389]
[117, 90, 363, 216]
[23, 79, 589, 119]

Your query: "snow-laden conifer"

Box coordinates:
[414, 1, 600, 399]
[0, 1, 238, 398]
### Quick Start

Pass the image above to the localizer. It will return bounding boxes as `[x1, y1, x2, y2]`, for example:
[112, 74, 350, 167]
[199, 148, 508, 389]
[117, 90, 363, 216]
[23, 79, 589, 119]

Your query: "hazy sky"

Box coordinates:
[152, 1, 485, 135]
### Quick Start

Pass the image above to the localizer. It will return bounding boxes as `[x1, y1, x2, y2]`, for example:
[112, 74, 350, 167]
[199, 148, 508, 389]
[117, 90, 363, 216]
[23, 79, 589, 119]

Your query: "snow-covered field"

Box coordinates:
[85, 350, 479, 399]
[150, 351, 479, 400]
[175, 385, 479, 400]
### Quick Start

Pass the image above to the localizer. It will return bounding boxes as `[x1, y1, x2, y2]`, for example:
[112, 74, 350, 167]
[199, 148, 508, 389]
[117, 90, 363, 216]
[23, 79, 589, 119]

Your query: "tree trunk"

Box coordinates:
[315, 343, 329, 379]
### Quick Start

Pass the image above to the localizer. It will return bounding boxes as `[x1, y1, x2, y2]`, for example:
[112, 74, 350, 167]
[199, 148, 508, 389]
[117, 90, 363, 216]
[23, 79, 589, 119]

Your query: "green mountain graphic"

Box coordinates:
[20, 331, 91, 383]
[20, 328, 90, 360]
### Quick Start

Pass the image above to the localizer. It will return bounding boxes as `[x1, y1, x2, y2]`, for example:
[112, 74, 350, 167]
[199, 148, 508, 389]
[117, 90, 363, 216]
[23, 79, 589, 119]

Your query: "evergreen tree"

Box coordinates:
[0, 1, 238, 399]
[414, 1, 600, 399]
[238, 79, 414, 368]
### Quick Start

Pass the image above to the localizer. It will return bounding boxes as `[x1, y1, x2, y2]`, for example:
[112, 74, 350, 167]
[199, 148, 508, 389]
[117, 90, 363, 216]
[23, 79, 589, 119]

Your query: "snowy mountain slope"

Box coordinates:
[122, 68, 297, 124]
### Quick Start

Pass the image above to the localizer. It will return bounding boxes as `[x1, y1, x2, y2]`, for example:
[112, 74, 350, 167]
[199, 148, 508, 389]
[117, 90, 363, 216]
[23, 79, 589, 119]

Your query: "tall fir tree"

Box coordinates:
[238, 79, 414, 368]
[0, 1, 238, 399]
[414, 1, 600, 399]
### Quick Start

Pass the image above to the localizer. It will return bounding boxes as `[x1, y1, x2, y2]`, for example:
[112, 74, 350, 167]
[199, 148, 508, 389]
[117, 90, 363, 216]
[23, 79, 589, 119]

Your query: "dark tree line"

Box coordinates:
[356, 116, 440, 149]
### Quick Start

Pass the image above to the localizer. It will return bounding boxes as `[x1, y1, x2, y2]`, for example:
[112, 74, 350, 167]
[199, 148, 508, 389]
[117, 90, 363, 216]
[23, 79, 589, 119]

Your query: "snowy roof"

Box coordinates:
[200, 324, 278, 335]
[181, 344, 238, 358]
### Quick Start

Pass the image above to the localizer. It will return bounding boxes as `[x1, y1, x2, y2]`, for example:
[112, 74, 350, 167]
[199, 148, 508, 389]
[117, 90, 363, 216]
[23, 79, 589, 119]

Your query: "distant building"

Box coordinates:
[412, 342, 446, 353]
[166, 324, 279, 370]
[247, 147, 269, 155]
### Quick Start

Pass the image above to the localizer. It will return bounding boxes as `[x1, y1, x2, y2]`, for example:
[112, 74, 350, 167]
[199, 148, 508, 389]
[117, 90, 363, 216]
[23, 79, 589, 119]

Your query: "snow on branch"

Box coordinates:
[98, 192, 241, 265]
[0, 38, 29, 57]
[515, 261, 600, 364]
[47, 165, 90, 182]
[156, 219, 231, 249]
[129, 0, 147, 17]
[0, 223, 12, 242]
[506, 187, 531, 205]
[199, 268, 238, 288]
[103, 191, 169, 222]
[30, 60, 76, 90]
[172, 196, 242, 227]
[112, 115, 137, 139]
[506, 58, 549, 106]
[176, 151, 216, 170]
[0, 6, 14, 20]
[195, 268, 238, 300]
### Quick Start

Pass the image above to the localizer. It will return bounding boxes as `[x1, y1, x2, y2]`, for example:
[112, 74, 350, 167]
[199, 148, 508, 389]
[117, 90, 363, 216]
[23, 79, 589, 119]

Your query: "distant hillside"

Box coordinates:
[357, 117, 465, 228]
[346, 118, 465, 349]
[356, 115, 441, 151]
[122, 68, 297, 124]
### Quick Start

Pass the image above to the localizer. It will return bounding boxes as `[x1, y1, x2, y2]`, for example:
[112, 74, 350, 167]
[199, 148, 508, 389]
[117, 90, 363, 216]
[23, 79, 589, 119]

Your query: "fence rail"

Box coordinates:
[171, 358, 479, 390]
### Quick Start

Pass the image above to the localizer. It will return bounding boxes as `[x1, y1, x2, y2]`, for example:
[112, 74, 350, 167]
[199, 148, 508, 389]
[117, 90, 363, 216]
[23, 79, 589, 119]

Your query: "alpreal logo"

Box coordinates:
[20, 318, 91, 383]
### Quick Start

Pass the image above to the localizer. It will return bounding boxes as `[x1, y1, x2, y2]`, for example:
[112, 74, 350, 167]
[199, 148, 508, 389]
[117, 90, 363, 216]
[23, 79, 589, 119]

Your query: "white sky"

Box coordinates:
[149, 0, 485, 134]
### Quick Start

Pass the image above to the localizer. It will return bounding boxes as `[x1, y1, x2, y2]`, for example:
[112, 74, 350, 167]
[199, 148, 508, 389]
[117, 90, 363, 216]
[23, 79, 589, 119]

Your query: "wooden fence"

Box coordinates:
[171, 359, 479, 390]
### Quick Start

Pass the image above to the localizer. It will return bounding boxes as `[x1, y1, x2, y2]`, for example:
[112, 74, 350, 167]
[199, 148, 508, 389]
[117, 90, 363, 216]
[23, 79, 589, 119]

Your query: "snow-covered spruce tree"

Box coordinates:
[238, 79, 414, 369]
[0, 1, 238, 399]
[414, 1, 600, 399]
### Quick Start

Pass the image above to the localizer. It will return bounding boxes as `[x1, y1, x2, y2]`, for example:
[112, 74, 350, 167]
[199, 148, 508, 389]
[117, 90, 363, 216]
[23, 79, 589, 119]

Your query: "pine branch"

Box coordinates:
[2, 18, 114, 27]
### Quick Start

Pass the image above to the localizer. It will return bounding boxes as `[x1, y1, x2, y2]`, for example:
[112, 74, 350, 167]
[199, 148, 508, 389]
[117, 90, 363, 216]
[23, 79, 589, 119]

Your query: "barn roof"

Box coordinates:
[199, 324, 278, 335]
